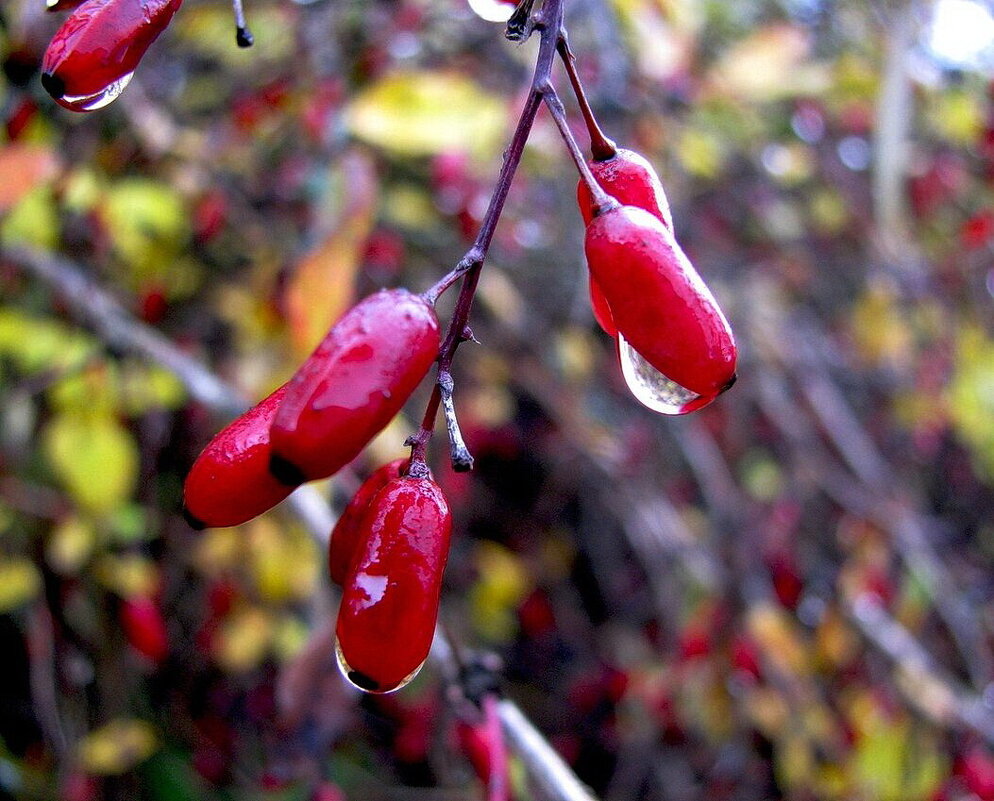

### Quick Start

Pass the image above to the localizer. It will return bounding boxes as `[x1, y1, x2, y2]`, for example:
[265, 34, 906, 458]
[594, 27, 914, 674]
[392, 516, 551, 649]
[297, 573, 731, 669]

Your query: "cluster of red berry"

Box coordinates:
[183, 288, 449, 692]
[50, 0, 740, 695]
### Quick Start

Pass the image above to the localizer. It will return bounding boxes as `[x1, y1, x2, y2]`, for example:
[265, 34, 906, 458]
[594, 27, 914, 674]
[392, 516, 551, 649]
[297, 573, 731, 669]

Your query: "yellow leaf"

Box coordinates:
[248, 518, 318, 603]
[78, 719, 157, 775]
[101, 179, 190, 280]
[0, 557, 41, 612]
[709, 24, 829, 101]
[0, 308, 95, 375]
[43, 413, 138, 515]
[46, 516, 98, 575]
[285, 150, 377, 356]
[345, 71, 507, 157]
[747, 602, 809, 676]
[949, 325, 994, 481]
[94, 554, 159, 597]
[214, 606, 273, 673]
[1, 186, 59, 249]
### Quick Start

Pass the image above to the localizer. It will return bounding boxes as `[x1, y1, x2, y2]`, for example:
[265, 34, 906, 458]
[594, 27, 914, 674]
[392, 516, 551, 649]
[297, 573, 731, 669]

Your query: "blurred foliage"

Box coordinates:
[2, 0, 994, 799]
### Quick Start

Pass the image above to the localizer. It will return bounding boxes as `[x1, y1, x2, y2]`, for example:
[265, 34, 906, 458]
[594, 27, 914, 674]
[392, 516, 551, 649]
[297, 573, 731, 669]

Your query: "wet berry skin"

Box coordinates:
[584, 205, 736, 397]
[41, 0, 182, 111]
[328, 458, 408, 586]
[183, 385, 297, 529]
[336, 476, 452, 693]
[577, 148, 674, 230]
[269, 289, 440, 484]
[578, 149, 674, 337]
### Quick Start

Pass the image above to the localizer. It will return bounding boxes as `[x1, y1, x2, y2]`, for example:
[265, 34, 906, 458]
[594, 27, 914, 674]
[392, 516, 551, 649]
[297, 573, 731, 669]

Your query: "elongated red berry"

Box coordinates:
[578, 149, 674, 336]
[577, 148, 674, 230]
[336, 476, 452, 693]
[585, 205, 736, 397]
[183, 385, 297, 529]
[328, 457, 408, 586]
[120, 595, 168, 663]
[269, 289, 440, 484]
[41, 0, 182, 112]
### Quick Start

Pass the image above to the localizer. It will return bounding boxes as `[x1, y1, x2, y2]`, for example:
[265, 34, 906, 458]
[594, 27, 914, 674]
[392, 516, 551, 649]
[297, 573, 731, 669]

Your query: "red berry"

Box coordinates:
[41, 0, 182, 112]
[577, 149, 674, 337]
[577, 148, 674, 230]
[336, 476, 452, 693]
[328, 457, 408, 586]
[119, 595, 168, 663]
[584, 205, 736, 397]
[183, 385, 297, 529]
[269, 289, 440, 484]
[588, 275, 618, 338]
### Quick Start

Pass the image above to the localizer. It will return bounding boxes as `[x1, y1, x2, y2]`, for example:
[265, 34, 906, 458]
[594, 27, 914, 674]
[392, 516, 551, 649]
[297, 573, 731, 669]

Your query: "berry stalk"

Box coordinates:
[540, 84, 616, 216]
[556, 37, 617, 162]
[410, 0, 572, 470]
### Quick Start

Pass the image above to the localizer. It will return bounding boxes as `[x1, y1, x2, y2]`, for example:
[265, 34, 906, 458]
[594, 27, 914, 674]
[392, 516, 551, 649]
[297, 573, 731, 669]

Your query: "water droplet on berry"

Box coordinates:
[335, 637, 424, 694]
[467, 0, 516, 22]
[58, 72, 134, 112]
[618, 334, 716, 415]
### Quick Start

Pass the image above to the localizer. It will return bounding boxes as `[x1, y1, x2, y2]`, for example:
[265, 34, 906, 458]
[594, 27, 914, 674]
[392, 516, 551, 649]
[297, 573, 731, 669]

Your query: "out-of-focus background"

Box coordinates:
[2, 0, 994, 798]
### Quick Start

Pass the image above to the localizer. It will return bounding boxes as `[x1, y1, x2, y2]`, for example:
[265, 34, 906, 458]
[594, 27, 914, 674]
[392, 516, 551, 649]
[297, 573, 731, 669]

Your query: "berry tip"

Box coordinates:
[236, 26, 254, 48]
[268, 454, 306, 486]
[182, 507, 206, 531]
[40, 72, 66, 100]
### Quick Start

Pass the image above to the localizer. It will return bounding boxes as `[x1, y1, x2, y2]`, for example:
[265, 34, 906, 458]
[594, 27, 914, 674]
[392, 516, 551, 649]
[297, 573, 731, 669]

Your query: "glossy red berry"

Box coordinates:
[183, 385, 297, 529]
[336, 476, 452, 693]
[120, 595, 168, 663]
[577, 149, 673, 337]
[327, 457, 408, 586]
[577, 148, 674, 230]
[584, 205, 736, 398]
[41, 0, 182, 112]
[269, 289, 440, 484]
[588, 275, 618, 338]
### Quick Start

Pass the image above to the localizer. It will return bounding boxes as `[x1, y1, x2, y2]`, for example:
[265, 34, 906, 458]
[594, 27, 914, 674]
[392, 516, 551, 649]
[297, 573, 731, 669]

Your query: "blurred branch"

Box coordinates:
[3, 243, 602, 801]
[846, 594, 994, 745]
[872, 3, 917, 267]
[783, 316, 994, 688]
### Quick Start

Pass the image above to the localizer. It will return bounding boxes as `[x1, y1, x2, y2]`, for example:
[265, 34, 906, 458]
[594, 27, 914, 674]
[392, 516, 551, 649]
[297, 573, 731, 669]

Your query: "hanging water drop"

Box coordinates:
[335, 637, 424, 694]
[618, 334, 718, 415]
[54, 72, 134, 112]
[467, 0, 516, 22]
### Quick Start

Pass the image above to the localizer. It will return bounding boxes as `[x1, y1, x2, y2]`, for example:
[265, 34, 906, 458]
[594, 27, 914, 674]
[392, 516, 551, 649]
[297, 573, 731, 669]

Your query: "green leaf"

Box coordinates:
[1, 186, 59, 250]
[0, 308, 96, 375]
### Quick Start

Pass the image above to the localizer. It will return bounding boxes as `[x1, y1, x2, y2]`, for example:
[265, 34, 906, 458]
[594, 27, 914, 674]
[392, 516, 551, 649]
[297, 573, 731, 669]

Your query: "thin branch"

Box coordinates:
[4, 243, 601, 801]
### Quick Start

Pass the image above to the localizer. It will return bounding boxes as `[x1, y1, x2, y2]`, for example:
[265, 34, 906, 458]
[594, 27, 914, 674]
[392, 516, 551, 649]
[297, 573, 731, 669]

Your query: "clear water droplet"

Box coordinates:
[467, 0, 516, 22]
[618, 334, 716, 415]
[59, 72, 134, 112]
[335, 637, 424, 694]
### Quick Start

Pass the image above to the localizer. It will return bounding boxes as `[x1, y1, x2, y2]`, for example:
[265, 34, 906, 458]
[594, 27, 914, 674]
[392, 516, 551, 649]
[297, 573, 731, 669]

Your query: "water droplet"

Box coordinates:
[618, 335, 716, 415]
[335, 637, 424, 694]
[59, 72, 134, 112]
[467, 0, 516, 22]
